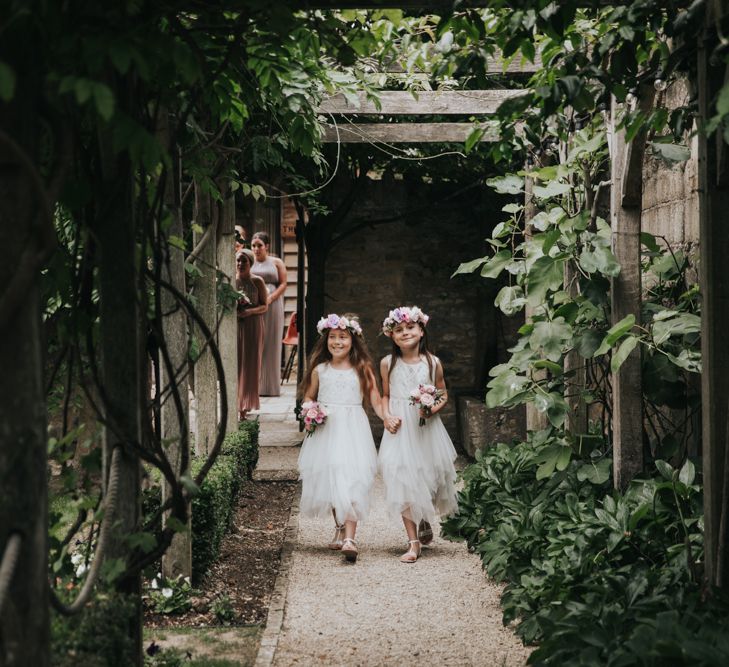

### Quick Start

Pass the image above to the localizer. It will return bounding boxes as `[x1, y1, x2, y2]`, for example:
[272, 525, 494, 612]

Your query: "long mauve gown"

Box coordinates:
[236, 277, 265, 413]
[252, 256, 284, 396]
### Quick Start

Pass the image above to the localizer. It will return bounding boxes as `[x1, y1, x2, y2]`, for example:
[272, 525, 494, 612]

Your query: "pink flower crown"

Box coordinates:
[381, 306, 430, 336]
[316, 313, 363, 337]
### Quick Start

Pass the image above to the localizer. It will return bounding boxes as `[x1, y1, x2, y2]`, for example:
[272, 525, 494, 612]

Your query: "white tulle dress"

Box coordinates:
[379, 355, 458, 525]
[298, 363, 378, 523]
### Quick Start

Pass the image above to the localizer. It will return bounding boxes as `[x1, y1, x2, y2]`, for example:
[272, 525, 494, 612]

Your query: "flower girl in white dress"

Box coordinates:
[378, 306, 458, 563]
[298, 313, 384, 563]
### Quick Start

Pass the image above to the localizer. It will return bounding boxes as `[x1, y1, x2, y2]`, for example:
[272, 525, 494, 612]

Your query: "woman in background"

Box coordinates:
[236, 248, 268, 420]
[251, 231, 287, 396]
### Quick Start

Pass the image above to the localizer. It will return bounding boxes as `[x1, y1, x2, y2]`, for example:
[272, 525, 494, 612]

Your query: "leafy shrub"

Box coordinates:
[443, 438, 729, 665]
[142, 420, 260, 583]
[211, 593, 236, 624]
[52, 592, 137, 667]
[145, 573, 194, 615]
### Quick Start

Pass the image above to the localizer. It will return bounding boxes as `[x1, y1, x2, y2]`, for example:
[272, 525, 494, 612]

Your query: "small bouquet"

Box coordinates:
[300, 400, 327, 437]
[237, 292, 252, 311]
[409, 384, 444, 426]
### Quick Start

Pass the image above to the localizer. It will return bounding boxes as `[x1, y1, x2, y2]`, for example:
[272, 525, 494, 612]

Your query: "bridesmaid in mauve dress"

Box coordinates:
[251, 231, 287, 396]
[236, 249, 268, 420]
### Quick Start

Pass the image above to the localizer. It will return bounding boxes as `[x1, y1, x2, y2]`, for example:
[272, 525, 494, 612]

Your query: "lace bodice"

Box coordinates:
[387, 355, 437, 399]
[316, 363, 363, 406]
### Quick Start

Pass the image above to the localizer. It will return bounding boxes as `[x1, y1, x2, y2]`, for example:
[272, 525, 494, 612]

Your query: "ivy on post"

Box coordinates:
[524, 168, 550, 432]
[609, 96, 644, 491]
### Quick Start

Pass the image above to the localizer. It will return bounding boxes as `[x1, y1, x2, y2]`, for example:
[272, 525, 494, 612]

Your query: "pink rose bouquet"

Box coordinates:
[300, 400, 328, 437]
[409, 384, 444, 426]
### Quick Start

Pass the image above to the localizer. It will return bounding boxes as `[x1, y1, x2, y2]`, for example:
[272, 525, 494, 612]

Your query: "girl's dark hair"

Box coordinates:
[388, 323, 435, 383]
[301, 315, 375, 405]
[252, 231, 270, 246]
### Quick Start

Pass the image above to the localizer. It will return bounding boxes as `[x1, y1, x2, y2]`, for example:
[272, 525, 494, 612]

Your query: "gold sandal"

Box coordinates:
[400, 539, 421, 564]
[341, 538, 358, 563]
[328, 524, 345, 550]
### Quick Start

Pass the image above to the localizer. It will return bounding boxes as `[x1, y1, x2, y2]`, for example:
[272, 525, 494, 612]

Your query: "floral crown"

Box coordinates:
[381, 306, 430, 336]
[316, 313, 363, 337]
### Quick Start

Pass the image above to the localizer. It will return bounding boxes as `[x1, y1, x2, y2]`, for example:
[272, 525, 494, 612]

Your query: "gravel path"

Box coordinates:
[272, 475, 530, 666]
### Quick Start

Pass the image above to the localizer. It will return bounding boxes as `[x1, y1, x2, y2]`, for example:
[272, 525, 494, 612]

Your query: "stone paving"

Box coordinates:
[253, 381, 530, 667]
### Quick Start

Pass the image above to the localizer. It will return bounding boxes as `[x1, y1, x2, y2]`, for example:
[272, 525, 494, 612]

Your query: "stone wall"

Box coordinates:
[641, 79, 700, 247]
[323, 175, 502, 442]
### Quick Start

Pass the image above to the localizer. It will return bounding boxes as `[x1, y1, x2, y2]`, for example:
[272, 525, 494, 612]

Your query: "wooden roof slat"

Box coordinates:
[321, 122, 499, 143]
[318, 89, 525, 115]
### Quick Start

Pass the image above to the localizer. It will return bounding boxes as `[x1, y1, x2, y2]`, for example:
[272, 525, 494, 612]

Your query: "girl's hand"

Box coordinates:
[419, 407, 432, 420]
[384, 416, 401, 434]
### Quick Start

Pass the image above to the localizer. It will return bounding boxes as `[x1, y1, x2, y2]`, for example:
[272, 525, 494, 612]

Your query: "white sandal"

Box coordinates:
[341, 538, 358, 563]
[400, 539, 421, 564]
[328, 524, 345, 550]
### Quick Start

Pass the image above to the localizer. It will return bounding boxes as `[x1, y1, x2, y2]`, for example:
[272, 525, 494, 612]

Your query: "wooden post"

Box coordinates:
[217, 194, 238, 435]
[192, 182, 218, 455]
[610, 97, 643, 490]
[0, 95, 50, 666]
[698, 18, 729, 587]
[96, 129, 143, 664]
[524, 173, 550, 432]
[160, 141, 191, 580]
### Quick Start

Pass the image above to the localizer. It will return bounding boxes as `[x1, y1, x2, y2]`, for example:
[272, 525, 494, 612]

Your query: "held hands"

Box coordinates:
[384, 415, 402, 434]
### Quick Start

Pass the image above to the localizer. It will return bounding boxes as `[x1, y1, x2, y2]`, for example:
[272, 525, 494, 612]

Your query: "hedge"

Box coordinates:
[143, 419, 260, 582]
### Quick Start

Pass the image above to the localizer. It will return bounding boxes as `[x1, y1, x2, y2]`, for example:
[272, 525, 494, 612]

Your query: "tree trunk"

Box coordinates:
[96, 130, 143, 664]
[609, 97, 644, 491]
[193, 182, 218, 455]
[0, 98, 49, 666]
[160, 141, 191, 580]
[217, 194, 237, 435]
[698, 21, 729, 588]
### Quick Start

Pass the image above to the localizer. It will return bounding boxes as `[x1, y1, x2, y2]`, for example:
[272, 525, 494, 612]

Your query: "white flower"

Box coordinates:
[75, 563, 87, 578]
[184, 576, 191, 585]
[162, 587, 173, 598]
[151, 579, 159, 589]
[420, 393, 435, 407]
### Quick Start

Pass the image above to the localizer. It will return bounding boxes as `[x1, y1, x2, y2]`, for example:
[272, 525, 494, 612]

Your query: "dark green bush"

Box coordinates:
[442, 435, 729, 666]
[52, 592, 137, 667]
[142, 421, 260, 583]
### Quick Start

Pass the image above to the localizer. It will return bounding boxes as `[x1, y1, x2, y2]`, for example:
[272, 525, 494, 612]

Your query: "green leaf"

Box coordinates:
[465, 126, 485, 153]
[494, 285, 526, 315]
[576, 458, 611, 485]
[480, 249, 514, 279]
[678, 459, 695, 486]
[529, 318, 572, 362]
[486, 174, 523, 194]
[532, 181, 571, 199]
[640, 232, 660, 252]
[573, 330, 604, 358]
[610, 335, 639, 372]
[594, 314, 636, 356]
[526, 255, 566, 306]
[92, 83, 115, 120]
[0, 61, 16, 101]
[655, 459, 676, 481]
[547, 394, 568, 427]
[452, 256, 487, 277]
[716, 82, 729, 116]
[168, 235, 186, 250]
[649, 142, 691, 163]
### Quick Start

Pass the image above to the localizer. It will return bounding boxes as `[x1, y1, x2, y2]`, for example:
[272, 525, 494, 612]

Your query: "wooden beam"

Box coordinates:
[318, 89, 525, 115]
[621, 85, 655, 207]
[610, 96, 643, 491]
[321, 122, 498, 143]
[382, 54, 541, 75]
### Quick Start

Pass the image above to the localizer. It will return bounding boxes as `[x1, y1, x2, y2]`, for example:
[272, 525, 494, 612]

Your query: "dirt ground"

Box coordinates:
[144, 478, 297, 662]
